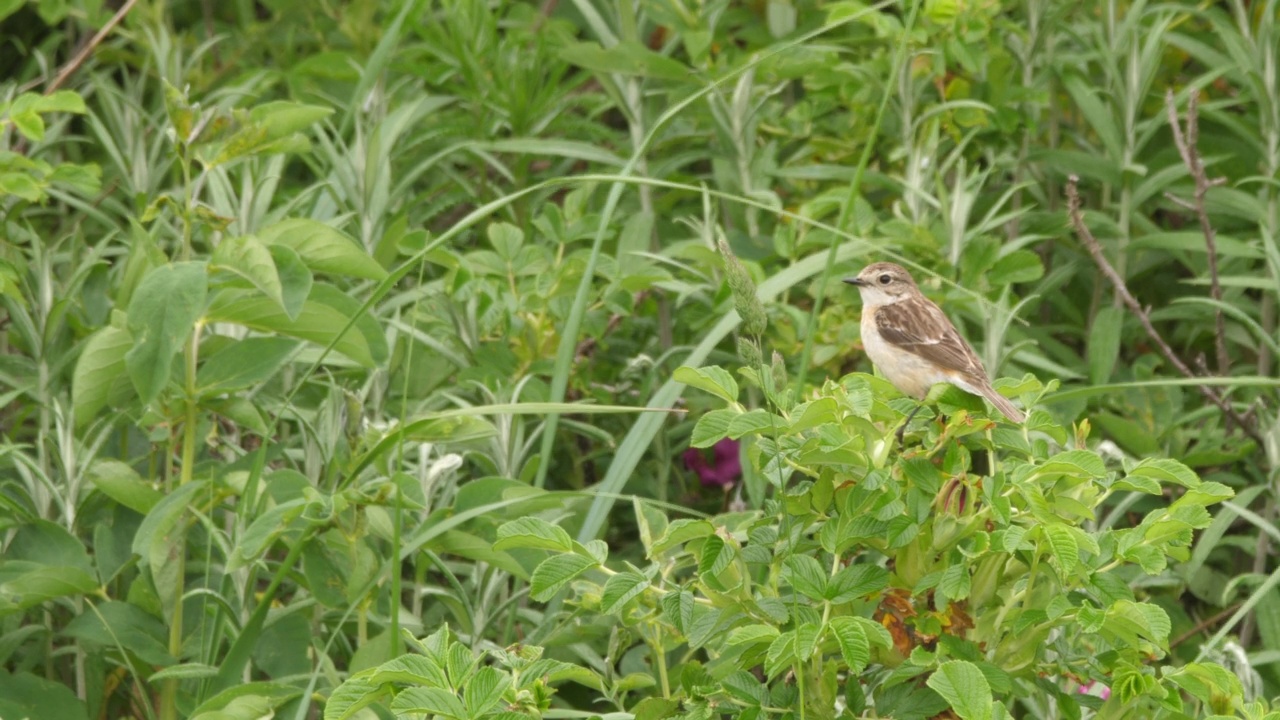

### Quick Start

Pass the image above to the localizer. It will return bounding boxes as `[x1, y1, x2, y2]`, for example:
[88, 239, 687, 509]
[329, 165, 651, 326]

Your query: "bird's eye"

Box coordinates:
[878, 274, 892, 285]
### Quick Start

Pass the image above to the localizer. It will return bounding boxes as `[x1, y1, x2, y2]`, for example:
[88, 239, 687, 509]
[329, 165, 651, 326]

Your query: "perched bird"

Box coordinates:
[844, 262, 1025, 425]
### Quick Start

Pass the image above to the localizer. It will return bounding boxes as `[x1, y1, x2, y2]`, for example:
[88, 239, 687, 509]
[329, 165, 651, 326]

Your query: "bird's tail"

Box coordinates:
[979, 384, 1026, 423]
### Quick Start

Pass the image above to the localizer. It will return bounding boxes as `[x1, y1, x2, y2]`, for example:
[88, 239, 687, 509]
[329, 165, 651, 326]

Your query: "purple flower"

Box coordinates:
[684, 439, 742, 488]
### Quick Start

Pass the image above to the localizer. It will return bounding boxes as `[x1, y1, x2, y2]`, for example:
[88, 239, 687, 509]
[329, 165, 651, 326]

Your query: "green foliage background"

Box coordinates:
[1, 0, 1279, 718]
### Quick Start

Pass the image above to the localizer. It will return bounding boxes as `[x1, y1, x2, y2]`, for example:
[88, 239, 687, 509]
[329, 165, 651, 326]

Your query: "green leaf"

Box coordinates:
[727, 408, 777, 439]
[651, 519, 715, 554]
[390, 687, 467, 718]
[63, 601, 173, 666]
[210, 235, 284, 309]
[1088, 306, 1124, 385]
[727, 624, 780, 646]
[206, 284, 386, 367]
[125, 262, 208, 404]
[530, 553, 597, 602]
[601, 571, 649, 614]
[1127, 458, 1199, 489]
[248, 101, 333, 138]
[0, 671, 88, 720]
[674, 365, 740, 402]
[71, 325, 132, 424]
[463, 666, 509, 717]
[0, 562, 98, 615]
[559, 40, 690, 80]
[826, 564, 889, 603]
[1033, 450, 1106, 479]
[783, 555, 827, 600]
[493, 517, 574, 553]
[88, 459, 163, 514]
[197, 337, 298, 395]
[322, 678, 384, 720]
[690, 408, 736, 448]
[34, 90, 87, 114]
[829, 617, 871, 673]
[258, 218, 387, 281]
[269, 244, 312, 320]
[1041, 524, 1079, 577]
[926, 660, 993, 720]
[988, 250, 1043, 286]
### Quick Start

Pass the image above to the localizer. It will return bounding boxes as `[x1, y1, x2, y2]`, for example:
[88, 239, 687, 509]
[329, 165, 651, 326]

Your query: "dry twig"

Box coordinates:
[1164, 89, 1230, 377]
[39, 0, 141, 95]
[1065, 175, 1263, 446]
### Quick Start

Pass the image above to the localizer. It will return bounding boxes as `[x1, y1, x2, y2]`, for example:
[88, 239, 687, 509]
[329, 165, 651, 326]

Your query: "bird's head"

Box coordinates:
[843, 262, 918, 305]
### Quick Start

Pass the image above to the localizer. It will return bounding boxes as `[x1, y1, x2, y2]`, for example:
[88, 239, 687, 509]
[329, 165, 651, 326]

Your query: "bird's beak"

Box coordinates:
[843, 277, 867, 287]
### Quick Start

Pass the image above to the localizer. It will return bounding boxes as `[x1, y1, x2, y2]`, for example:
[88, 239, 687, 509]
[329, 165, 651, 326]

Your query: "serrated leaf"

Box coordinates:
[826, 564, 889, 603]
[651, 519, 715, 554]
[1043, 524, 1079, 575]
[390, 687, 466, 718]
[829, 617, 871, 673]
[926, 660, 993, 720]
[463, 666, 508, 717]
[530, 554, 597, 602]
[600, 571, 649, 614]
[727, 624, 779, 646]
[1127, 458, 1200, 488]
[782, 555, 827, 600]
[493, 517, 574, 552]
[690, 408, 736, 448]
[674, 365, 740, 402]
[1033, 450, 1106, 479]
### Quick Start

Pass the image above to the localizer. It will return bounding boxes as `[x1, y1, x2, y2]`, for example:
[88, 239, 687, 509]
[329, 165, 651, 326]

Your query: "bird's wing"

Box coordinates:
[874, 297, 988, 382]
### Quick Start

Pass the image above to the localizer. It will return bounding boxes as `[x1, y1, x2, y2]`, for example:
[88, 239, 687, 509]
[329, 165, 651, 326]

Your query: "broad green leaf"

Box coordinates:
[125, 262, 208, 404]
[727, 408, 777, 438]
[0, 670, 88, 720]
[0, 562, 98, 615]
[690, 408, 736, 448]
[826, 564, 889, 603]
[697, 534, 735, 577]
[783, 555, 827, 600]
[1043, 524, 1079, 576]
[88, 459, 163, 514]
[463, 667, 509, 717]
[62, 601, 173, 666]
[269, 244, 312, 320]
[322, 678, 383, 720]
[248, 101, 333, 138]
[8, 519, 93, 577]
[728, 624, 780, 646]
[1033, 450, 1106, 479]
[210, 235, 283, 309]
[196, 337, 299, 395]
[651, 519, 715, 554]
[829, 617, 871, 673]
[494, 517, 574, 553]
[1088, 306, 1124, 385]
[673, 365, 740, 402]
[258, 218, 387, 281]
[71, 325, 132, 424]
[530, 553, 597, 602]
[988, 250, 1044, 286]
[362, 654, 449, 688]
[1127, 458, 1200, 489]
[559, 41, 690, 80]
[600, 571, 649, 614]
[206, 284, 387, 367]
[790, 397, 841, 432]
[764, 630, 796, 679]
[926, 660, 993, 720]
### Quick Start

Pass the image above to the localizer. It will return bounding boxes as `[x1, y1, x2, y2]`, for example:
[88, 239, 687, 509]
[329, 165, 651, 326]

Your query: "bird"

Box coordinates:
[844, 262, 1025, 430]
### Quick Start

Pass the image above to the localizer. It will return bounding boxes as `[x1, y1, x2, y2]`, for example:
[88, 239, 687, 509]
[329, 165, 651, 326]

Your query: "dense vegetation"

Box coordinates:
[2, 0, 1279, 718]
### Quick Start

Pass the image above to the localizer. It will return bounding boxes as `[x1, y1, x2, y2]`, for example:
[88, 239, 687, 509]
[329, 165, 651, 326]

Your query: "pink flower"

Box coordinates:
[684, 439, 742, 488]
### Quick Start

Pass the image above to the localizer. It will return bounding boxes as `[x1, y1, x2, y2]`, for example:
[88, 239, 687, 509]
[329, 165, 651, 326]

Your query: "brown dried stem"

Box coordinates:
[1165, 89, 1231, 377]
[1066, 175, 1262, 446]
[38, 0, 141, 95]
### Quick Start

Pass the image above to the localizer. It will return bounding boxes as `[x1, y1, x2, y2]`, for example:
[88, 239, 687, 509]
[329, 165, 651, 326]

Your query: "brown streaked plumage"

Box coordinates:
[843, 262, 1025, 423]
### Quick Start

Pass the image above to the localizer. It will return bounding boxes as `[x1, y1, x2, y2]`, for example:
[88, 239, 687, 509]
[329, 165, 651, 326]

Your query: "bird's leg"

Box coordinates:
[896, 404, 924, 447]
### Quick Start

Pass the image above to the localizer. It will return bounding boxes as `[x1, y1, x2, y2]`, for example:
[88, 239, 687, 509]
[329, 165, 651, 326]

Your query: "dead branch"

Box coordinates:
[43, 0, 142, 95]
[1066, 175, 1263, 446]
[1165, 89, 1231, 378]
